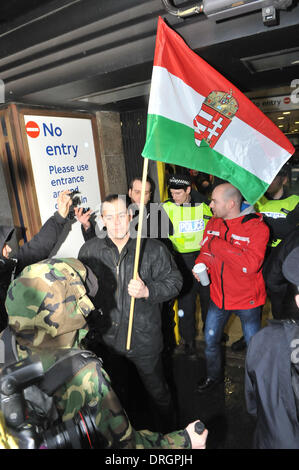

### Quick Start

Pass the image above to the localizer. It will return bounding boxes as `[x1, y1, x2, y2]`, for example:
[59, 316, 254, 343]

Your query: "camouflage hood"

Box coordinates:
[5, 258, 96, 352]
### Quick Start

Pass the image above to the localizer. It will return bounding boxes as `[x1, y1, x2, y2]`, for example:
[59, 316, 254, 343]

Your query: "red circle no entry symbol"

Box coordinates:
[26, 121, 40, 138]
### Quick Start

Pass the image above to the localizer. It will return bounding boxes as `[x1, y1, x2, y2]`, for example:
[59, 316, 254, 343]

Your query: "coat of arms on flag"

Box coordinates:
[194, 90, 239, 148]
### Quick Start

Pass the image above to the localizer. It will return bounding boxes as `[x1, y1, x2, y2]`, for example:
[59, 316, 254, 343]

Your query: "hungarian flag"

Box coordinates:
[142, 17, 295, 204]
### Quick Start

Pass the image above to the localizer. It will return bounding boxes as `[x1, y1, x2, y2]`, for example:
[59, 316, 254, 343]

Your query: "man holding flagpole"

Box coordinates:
[78, 194, 183, 431]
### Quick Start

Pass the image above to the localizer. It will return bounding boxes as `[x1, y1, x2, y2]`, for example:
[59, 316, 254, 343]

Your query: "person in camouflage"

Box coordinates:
[2, 257, 207, 449]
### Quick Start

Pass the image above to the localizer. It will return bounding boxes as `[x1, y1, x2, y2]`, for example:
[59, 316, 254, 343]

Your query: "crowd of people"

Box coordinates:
[1, 163, 299, 449]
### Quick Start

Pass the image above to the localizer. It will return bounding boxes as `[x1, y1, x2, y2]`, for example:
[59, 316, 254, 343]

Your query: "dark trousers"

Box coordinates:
[268, 287, 299, 320]
[93, 343, 175, 432]
[129, 354, 173, 419]
[268, 290, 285, 319]
[175, 251, 210, 343]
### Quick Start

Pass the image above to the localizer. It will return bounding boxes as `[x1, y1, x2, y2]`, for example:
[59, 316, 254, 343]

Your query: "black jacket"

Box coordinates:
[262, 191, 299, 244]
[263, 227, 299, 319]
[0, 212, 68, 330]
[245, 319, 299, 449]
[78, 234, 183, 357]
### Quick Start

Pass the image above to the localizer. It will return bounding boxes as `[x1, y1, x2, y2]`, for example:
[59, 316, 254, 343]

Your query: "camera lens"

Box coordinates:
[71, 196, 81, 208]
[42, 404, 107, 449]
[43, 421, 72, 449]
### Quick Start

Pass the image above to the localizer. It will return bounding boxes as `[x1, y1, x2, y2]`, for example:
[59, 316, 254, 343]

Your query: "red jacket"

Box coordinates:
[195, 213, 269, 310]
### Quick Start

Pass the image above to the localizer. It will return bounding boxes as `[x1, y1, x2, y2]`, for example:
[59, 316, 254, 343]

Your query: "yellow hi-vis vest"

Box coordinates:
[255, 194, 299, 247]
[162, 201, 212, 253]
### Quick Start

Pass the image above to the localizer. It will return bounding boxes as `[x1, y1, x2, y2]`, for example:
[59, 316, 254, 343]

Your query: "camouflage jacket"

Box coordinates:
[4, 258, 191, 450]
[13, 346, 191, 449]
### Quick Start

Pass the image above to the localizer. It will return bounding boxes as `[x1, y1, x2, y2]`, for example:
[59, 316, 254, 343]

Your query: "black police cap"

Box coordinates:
[168, 173, 192, 189]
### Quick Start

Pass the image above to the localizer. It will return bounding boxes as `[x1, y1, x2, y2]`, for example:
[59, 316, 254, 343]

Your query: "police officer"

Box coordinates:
[232, 163, 299, 350]
[161, 173, 212, 356]
[255, 163, 299, 250]
[255, 163, 299, 318]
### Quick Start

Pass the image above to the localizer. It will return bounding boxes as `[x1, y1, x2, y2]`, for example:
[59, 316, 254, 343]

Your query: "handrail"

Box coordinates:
[161, 0, 204, 18]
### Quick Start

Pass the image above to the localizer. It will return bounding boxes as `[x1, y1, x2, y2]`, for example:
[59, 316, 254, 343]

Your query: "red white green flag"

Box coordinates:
[142, 17, 295, 204]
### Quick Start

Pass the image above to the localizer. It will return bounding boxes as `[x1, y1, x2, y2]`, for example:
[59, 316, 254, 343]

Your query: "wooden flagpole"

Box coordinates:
[126, 157, 149, 350]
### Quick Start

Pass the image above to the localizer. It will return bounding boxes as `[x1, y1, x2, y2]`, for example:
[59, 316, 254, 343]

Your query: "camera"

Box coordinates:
[0, 356, 107, 449]
[68, 190, 90, 220]
[42, 402, 106, 449]
[69, 189, 81, 208]
[262, 6, 278, 26]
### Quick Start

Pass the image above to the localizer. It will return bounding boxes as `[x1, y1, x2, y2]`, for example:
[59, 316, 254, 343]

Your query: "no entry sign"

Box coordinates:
[25, 121, 40, 138]
[23, 114, 102, 257]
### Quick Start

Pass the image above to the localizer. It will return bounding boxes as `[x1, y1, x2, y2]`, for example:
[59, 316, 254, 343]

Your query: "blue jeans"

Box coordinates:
[204, 300, 261, 380]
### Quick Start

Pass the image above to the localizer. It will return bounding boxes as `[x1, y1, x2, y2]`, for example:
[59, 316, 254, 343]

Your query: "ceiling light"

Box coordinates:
[241, 47, 299, 74]
[278, 125, 284, 127]
[277, 117, 284, 120]
[282, 112, 291, 115]
[76, 80, 151, 105]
